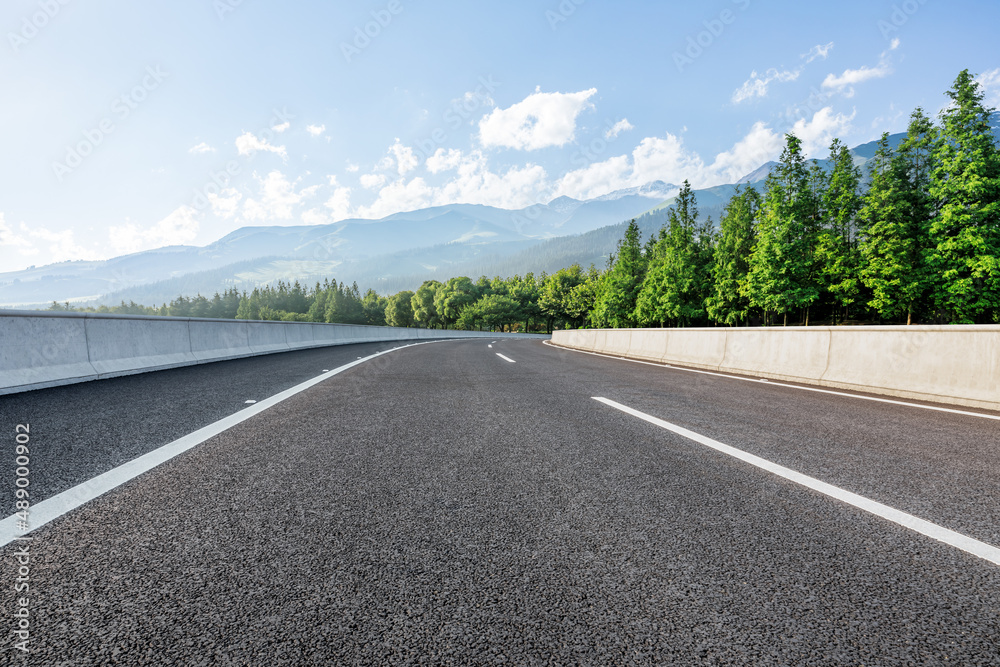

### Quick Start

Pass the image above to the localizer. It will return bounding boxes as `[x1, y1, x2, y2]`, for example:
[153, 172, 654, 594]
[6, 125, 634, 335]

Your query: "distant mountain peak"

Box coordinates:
[736, 162, 778, 185]
[590, 181, 678, 202]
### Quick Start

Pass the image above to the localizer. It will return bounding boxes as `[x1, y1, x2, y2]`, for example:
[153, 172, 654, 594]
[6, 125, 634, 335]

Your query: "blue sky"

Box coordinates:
[1, 0, 998, 272]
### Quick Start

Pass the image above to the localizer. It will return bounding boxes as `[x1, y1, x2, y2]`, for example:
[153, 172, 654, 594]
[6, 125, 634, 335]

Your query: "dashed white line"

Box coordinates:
[488, 345, 493, 349]
[544, 341, 1000, 422]
[496, 353, 516, 363]
[593, 396, 1000, 568]
[0, 340, 449, 549]
[244, 400, 257, 404]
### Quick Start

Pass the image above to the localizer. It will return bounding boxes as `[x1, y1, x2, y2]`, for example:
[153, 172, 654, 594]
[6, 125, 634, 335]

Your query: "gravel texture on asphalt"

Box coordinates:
[1, 338, 998, 664]
[0, 341, 417, 504]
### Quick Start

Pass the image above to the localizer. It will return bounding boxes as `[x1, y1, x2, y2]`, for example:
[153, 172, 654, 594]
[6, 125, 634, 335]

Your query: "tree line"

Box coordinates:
[591, 69, 1000, 327]
[46, 71, 997, 330]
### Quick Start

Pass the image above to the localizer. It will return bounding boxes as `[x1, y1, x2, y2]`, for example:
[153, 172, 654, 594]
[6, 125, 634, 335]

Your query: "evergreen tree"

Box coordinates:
[707, 186, 760, 326]
[860, 114, 937, 324]
[635, 181, 712, 327]
[744, 134, 822, 325]
[928, 69, 1000, 323]
[591, 219, 646, 328]
[816, 138, 864, 323]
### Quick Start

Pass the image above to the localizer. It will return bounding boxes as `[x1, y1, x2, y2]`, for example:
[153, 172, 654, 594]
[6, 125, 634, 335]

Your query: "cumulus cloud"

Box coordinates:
[324, 176, 352, 221]
[354, 177, 435, 219]
[272, 121, 290, 133]
[605, 118, 634, 140]
[359, 173, 387, 189]
[425, 148, 464, 174]
[353, 150, 549, 219]
[207, 188, 243, 219]
[242, 171, 317, 221]
[789, 107, 856, 157]
[306, 124, 326, 137]
[389, 139, 419, 175]
[109, 206, 201, 255]
[551, 107, 853, 200]
[708, 121, 786, 182]
[479, 88, 597, 150]
[235, 132, 287, 160]
[188, 142, 216, 154]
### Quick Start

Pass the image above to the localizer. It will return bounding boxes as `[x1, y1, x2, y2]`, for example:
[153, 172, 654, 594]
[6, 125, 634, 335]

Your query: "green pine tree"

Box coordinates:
[928, 69, 1000, 323]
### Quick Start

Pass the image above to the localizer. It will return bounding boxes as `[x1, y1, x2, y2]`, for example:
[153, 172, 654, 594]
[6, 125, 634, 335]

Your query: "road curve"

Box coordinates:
[1, 339, 998, 664]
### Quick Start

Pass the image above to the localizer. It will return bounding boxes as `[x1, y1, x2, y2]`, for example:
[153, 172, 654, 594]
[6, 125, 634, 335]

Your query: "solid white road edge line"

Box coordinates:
[496, 353, 516, 363]
[544, 341, 1000, 422]
[0, 339, 450, 549]
[593, 396, 1000, 568]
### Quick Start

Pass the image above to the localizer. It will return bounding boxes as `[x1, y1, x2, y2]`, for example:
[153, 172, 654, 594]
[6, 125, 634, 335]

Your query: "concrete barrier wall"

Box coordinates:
[551, 326, 1000, 412]
[0, 311, 548, 396]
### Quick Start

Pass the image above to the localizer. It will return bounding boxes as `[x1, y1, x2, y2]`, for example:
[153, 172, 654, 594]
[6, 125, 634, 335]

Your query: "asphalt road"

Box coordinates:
[1, 338, 999, 664]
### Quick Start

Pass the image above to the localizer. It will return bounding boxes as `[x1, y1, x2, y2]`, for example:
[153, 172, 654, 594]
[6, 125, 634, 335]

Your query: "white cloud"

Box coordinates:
[324, 176, 353, 221]
[0, 215, 41, 274]
[108, 206, 201, 255]
[354, 150, 549, 219]
[389, 139, 419, 175]
[188, 142, 216, 154]
[976, 68, 1000, 108]
[890, 37, 901, 51]
[732, 68, 801, 103]
[359, 173, 387, 189]
[431, 152, 548, 209]
[802, 42, 834, 64]
[425, 148, 464, 173]
[554, 133, 707, 200]
[346, 163, 360, 173]
[605, 118, 634, 139]
[241, 171, 316, 221]
[479, 88, 597, 150]
[789, 107, 856, 157]
[235, 132, 288, 160]
[551, 109, 852, 200]
[306, 124, 326, 137]
[207, 188, 243, 219]
[708, 121, 785, 182]
[272, 121, 290, 133]
[354, 177, 434, 219]
[822, 48, 894, 97]
[733, 44, 834, 104]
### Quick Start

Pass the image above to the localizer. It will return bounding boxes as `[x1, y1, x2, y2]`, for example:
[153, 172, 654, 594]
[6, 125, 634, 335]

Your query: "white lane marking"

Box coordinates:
[544, 341, 1000, 422]
[593, 396, 1000, 568]
[244, 400, 257, 404]
[488, 345, 493, 349]
[0, 340, 451, 549]
[496, 353, 516, 363]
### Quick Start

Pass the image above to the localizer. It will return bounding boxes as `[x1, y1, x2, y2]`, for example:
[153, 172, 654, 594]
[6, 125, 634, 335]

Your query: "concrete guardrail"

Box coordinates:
[551, 326, 1000, 412]
[0, 310, 548, 396]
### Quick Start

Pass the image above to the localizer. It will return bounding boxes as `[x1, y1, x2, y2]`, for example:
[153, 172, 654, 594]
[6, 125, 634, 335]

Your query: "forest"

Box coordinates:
[50, 71, 1000, 330]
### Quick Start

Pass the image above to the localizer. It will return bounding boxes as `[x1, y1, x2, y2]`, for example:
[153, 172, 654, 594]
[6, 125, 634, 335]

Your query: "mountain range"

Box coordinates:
[3, 119, 998, 308]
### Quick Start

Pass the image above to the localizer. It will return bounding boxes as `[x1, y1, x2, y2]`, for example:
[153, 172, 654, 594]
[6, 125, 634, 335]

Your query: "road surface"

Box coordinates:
[1, 338, 998, 664]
